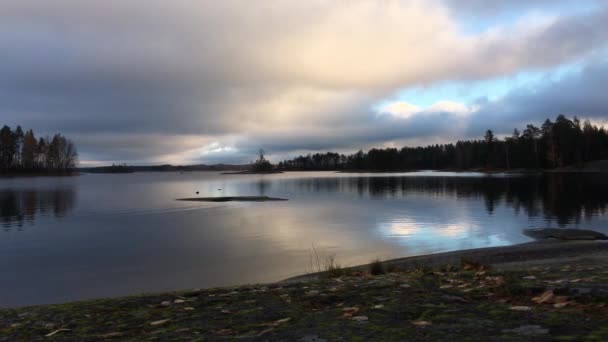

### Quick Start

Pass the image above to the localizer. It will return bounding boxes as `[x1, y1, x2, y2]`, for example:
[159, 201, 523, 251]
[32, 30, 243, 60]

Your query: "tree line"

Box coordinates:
[0, 125, 78, 173]
[278, 115, 608, 171]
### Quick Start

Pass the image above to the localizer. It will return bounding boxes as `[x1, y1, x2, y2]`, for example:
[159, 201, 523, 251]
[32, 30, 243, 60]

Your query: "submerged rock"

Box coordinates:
[177, 196, 288, 202]
[523, 228, 607, 241]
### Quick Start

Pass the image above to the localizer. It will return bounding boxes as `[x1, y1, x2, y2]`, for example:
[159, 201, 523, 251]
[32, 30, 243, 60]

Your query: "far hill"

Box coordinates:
[80, 164, 249, 174]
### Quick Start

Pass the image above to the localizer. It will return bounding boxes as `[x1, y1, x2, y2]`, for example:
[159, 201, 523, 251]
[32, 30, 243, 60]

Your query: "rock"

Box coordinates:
[177, 196, 288, 202]
[523, 228, 607, 240]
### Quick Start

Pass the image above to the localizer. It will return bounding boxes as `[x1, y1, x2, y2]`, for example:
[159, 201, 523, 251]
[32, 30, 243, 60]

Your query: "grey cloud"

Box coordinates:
[466, 59, 608, 135]
[1, 1, 607, 164]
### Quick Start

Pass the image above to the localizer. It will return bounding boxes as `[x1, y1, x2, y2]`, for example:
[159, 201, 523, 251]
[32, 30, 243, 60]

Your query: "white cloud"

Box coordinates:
[378, 100, 477, 119]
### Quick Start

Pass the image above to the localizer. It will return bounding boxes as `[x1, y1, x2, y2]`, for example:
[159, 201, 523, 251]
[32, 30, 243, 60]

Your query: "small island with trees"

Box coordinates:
[84, 163, 134, 174]
[0, 125, 78, 175]
[222, 149, 283, 174]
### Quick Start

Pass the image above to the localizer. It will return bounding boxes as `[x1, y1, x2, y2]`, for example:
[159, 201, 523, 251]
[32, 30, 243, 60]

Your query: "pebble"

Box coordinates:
[503, 325, 548, 336]
[300, 335, 328, 342]
[149, 319, 170, 326]
[509, 306, 532, 311]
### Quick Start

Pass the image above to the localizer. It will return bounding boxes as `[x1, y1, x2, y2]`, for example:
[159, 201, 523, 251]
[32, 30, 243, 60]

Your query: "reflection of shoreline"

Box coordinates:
[0, 172, 79, 179]
[0, 188, 76, 229]
[286, 174, 608, 225]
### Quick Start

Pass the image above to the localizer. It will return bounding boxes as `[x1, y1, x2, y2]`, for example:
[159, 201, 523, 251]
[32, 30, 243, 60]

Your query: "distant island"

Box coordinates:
[80, 149, 284, 175]
[0, 125, 78, 175]
[80, 163, 249, 174]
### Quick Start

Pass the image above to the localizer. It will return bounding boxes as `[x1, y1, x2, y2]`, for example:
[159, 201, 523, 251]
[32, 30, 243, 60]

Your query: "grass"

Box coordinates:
[323, 255, 345, 278]
[306, 245, 346, 278]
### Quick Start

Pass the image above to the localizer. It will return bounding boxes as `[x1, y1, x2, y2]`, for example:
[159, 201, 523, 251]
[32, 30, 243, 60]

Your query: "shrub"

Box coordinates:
[369, 259, 385, 275]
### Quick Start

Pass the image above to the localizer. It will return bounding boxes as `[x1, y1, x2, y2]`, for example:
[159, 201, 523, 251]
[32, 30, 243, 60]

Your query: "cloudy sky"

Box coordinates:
[2, 0, 608, 165]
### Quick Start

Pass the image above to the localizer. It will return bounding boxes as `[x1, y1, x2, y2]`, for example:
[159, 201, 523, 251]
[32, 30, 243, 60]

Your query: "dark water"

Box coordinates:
[1, 171, 607, 307]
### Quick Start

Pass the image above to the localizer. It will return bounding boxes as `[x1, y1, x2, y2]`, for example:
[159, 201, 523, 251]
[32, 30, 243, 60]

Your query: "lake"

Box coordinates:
[1, 171, 607, 307]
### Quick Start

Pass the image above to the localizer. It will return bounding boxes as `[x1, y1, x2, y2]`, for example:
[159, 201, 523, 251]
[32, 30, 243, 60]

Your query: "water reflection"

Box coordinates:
[257, 179, 270, 196]
[1, 172, 607, 307]
[0, 188, 76, 229]
[282, 173, 608, 225]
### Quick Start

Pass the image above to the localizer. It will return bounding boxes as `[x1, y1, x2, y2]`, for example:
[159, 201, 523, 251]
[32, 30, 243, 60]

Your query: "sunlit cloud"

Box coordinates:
[199, 142, 237, 156]
[377, 100, 478, 120]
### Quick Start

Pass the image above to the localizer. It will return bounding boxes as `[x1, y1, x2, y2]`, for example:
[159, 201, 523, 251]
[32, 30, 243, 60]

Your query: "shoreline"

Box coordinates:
[284, 240, 608, 282]
[3, 240, 605, 309]
[2, 240, 608, 340]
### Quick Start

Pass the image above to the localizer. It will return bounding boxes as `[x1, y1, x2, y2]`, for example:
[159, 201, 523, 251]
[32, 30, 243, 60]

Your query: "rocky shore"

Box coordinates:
[2, 239, 608, 341]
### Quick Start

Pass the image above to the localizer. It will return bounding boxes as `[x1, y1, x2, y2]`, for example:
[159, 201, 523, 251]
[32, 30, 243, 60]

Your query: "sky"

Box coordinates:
[1, 0, 608, 166]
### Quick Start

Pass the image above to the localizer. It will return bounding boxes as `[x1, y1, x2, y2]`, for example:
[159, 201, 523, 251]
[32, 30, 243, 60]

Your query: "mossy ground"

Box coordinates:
[2, 258, 608, 341]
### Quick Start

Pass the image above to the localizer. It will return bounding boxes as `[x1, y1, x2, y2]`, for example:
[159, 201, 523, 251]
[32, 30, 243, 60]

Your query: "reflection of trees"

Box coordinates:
[256, 179, 270, 197]
[288, 174, 608, 225]
[1, 188, 76, 229]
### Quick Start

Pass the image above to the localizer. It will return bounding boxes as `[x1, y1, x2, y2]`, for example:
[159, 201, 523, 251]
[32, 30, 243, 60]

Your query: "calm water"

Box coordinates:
[1, 171, 607, 307]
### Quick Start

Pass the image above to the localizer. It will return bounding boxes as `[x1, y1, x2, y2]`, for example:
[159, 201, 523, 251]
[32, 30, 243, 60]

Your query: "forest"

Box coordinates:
[0, 125, 78, 173]
[278, 115, 608, 171]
